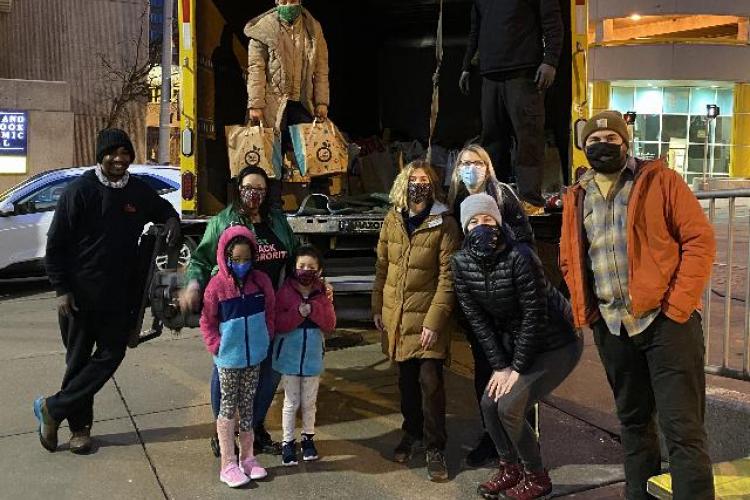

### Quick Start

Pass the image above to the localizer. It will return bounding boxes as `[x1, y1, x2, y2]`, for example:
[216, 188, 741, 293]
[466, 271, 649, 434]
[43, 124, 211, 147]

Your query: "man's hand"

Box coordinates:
[299, 302, 312, 318]
[535, 63, 556, 91]
[248, 108, 264, 125]
[58, 293, 78, 317]
[420, 326, 438, 350]
[164, 217, 181, 248]
[486, 368, 512, 401]
[373, 313, 385, 332]
[179, 280, 202, 313]
[315, 104, 329, 121]
[459, 71, 471, 96]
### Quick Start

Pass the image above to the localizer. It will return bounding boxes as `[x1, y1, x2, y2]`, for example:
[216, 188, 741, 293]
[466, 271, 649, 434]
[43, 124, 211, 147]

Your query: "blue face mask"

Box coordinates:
[460, 166, 486, 190]
[228, 260, 252, 281]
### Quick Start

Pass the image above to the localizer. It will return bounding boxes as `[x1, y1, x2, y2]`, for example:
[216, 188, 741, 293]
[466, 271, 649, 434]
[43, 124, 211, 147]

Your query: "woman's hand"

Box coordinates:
[373, 314, 384, 332]
[248, 108, 264, 124]
[420, 326, 437, 349]
[487, 368, 512, 401]
[496, 370, 520, 399]
[315, 104, 329, 120]
[324, 281, 334, 302]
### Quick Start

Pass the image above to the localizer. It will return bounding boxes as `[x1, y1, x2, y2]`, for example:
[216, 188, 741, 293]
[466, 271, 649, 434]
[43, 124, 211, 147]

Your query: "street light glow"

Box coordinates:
[630, 13, 642, 21]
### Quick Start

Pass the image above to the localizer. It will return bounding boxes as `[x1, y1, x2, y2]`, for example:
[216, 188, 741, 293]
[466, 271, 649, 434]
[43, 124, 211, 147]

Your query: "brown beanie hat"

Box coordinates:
[582, 110, 630, 147]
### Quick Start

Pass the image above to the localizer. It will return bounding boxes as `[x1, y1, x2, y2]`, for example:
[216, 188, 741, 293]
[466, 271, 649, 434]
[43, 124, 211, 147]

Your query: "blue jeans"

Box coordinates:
[211, 346, 282, 429]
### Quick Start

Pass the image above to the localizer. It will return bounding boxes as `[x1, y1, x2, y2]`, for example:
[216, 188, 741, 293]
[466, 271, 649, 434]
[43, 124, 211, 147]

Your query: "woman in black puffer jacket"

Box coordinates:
[451, 194, 582, 500]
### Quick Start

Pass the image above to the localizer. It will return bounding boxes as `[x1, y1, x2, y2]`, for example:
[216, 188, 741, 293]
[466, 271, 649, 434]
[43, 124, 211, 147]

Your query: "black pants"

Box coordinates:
[480, 76, 546, 207]
[398, 358, 447, 451]
[482, 339, 582, 471]
[269, 100, 315, 209]
[593, 313, 714, 500]
[46, 310, 130, 431]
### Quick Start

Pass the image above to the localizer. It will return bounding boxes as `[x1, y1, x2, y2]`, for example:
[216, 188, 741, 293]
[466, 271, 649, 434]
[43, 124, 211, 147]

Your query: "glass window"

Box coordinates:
[611, 87, 635, 114]
[711, 146, 730, 175]
[18, 177, 74, 212]
[716, 89, 734, 115]
[689, 88, 717, 116]
[687, 144, 707, 173]
[132, 173, 177, 194]
[661, 115, 688, 144]
[663, 88, 690, 114]
[639, 142, 661, 160]
[689, 116, 709, 143]
[635, 88, 663, 115]
[714, 116, 733, 145]
[634, 114, 660, 142]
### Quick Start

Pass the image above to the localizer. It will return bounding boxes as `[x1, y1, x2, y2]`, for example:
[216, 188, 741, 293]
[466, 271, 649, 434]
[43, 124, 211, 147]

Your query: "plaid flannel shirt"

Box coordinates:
[582, 157, 660, 336]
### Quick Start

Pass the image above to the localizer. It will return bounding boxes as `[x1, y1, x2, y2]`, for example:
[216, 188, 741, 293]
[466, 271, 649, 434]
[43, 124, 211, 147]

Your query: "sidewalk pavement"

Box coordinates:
[0, 289, 626, 499]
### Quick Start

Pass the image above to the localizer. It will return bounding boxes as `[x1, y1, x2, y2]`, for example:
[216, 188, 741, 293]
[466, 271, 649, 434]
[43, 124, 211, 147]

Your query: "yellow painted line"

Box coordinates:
[648, 457, 750, 499]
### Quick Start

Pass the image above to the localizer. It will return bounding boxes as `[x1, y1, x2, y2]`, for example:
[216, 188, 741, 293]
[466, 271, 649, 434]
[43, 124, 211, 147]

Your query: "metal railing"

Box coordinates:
[697, 189, 750, 381]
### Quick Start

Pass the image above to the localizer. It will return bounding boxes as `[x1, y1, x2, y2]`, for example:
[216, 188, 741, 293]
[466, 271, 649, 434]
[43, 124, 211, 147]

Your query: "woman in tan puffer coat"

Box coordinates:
[244, 2, 329, 132]
[372, 160, 460, 483]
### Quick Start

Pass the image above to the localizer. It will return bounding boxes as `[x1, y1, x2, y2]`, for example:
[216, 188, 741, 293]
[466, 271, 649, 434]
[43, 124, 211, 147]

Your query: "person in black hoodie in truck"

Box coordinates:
[34, 129, 180, 455]
[459, 0, 564, 216]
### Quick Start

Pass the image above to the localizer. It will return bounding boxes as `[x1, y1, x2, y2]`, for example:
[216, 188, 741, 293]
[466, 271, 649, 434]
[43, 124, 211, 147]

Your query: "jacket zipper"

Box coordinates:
[276, 338, 285, 360]
[242, 291, 250, 366]
[299, 325, 308, 376]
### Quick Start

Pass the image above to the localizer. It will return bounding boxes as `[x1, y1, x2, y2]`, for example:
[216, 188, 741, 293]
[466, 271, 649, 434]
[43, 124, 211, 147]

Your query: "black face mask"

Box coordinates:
[585, 142, 627, 174]
[407, 182, 432, 205]
[466, 224, 501, 260]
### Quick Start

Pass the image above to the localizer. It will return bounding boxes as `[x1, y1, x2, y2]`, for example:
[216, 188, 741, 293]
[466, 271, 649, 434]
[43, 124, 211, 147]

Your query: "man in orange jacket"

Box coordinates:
[560, 111, 715, 500]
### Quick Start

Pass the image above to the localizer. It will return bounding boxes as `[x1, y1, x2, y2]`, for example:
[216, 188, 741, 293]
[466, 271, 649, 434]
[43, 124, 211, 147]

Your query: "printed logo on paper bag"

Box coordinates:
[244, 145, 262, 167]
[317, 141, 332, 163]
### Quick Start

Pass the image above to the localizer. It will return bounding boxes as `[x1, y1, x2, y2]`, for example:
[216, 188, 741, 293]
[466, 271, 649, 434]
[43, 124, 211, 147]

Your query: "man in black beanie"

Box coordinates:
[34, 128, 181, 454]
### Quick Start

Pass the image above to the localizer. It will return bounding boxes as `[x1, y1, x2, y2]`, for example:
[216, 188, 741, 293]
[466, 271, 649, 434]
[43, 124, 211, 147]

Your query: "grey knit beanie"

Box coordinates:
[460, 193, 502, 233]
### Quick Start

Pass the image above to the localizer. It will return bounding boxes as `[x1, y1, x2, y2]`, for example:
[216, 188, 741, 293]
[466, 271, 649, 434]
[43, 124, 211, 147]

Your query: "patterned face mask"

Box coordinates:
[240, 187, 265, 209]
[294, 268, 320, 287]
[466, 224, 501, 259]
[407, 182, 433, 205]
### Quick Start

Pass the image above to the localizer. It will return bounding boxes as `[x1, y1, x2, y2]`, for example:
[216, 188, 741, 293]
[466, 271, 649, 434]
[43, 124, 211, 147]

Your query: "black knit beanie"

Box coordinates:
[96, 128, 135, 164]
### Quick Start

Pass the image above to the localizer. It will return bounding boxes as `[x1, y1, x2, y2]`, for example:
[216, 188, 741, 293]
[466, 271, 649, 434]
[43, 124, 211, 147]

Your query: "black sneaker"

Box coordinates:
[301, 434, 319, 461]
[466, 433, 499, 468]
[282, 440, 299, 466]
[254, 424, 282, 455]
[393, 434, 421, 463]
[426, 448, 449, 482]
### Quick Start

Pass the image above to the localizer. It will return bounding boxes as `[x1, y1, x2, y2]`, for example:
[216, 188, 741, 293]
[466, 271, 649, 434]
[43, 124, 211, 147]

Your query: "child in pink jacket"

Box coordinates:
[200, 225, 275, 488]
[273, 245, 336, 466]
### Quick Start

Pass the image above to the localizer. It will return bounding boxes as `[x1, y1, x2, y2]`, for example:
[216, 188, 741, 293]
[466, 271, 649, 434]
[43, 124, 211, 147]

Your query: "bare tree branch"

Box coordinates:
[96, 0, 156, 129]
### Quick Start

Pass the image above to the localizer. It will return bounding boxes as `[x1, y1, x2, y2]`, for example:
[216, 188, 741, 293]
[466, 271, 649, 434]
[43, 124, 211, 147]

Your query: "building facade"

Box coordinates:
[0, 0, 151, 184]
[584, 0, 750, 183]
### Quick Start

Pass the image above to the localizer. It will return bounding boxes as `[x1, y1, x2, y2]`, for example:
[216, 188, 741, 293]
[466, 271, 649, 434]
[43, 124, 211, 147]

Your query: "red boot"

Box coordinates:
[499, 469, 552, 500]
[477, 460, 523, 499]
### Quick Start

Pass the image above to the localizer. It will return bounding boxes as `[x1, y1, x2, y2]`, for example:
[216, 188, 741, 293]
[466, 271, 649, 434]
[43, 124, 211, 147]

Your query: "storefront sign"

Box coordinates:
[0, 110, 28, 174]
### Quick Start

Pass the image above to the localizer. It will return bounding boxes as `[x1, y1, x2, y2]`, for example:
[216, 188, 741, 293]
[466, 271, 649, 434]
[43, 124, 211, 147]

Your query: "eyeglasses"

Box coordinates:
[240, 186, 266, 193]
[458, 161, 485, 169]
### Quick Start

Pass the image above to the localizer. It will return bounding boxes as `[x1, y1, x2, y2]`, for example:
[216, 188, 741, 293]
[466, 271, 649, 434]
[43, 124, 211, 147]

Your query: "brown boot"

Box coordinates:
[499, 469, 553, 500]
[69, 427, 92, 455]
[477, 460, 523, 499]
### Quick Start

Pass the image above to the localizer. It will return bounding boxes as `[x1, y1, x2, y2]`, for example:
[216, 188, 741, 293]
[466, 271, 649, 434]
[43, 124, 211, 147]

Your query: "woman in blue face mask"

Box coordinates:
[447, 144, 533, 246]
[446, 144, 536, 468]
[450, 194, 582, 499]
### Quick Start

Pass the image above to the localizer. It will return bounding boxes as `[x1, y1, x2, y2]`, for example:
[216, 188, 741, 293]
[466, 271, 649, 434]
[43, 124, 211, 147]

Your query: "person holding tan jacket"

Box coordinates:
[560, 111, 716, 500]
[372, 160, 461, 483]
[245, 0, 329, 147]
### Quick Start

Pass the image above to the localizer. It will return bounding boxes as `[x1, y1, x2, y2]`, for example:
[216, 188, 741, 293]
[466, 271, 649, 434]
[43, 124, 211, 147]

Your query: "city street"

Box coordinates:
[0, 281, 627, 500]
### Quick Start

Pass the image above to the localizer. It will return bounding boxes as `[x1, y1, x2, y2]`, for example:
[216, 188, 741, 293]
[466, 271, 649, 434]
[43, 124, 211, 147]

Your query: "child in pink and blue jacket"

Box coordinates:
[273, 245, 336, 466]
[200, 225, 275, 488]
